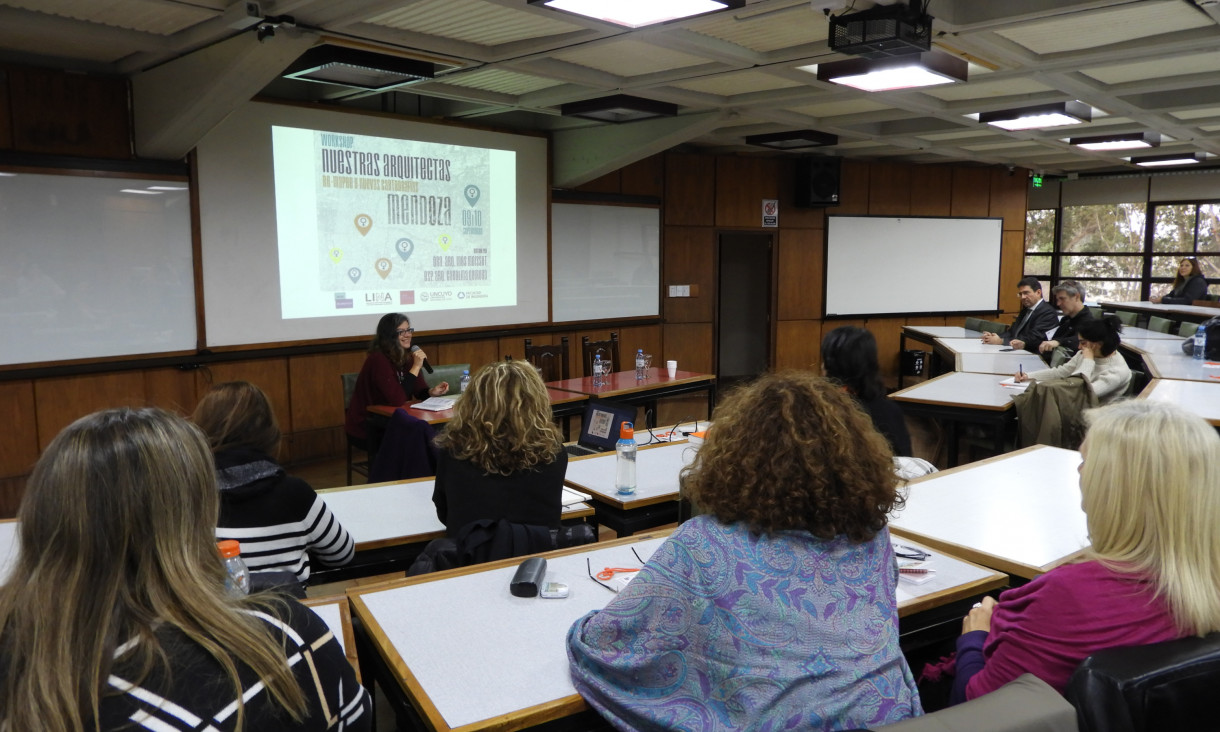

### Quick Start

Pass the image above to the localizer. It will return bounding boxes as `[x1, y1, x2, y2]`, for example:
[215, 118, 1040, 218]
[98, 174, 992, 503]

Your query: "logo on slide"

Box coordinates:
[463, 185, 480, 207]
[364, 292, 392, 305]
[334, 293, 353, 309]
[400, 290, 415, 305]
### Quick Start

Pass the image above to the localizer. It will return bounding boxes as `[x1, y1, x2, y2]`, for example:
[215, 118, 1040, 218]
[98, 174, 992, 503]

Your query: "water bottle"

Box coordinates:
[615, 422, 637, 495]
[593, 354, 603, 387]
[635, 349, 646, 380]
[1193, 326, 1207, 360]
[460, 369, 471, 392]
[217, 540, 250, 596]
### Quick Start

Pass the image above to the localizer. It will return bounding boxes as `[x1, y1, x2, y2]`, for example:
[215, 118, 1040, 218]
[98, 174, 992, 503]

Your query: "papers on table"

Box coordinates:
[561, 486, 591, 506]
[412, 396, 458, 411]
[998, 377, 1030, 390]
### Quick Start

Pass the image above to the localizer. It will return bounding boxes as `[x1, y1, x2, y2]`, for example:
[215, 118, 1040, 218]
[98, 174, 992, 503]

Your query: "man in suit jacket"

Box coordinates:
[1038, 280, 1094, 362]
[982, 276, 1061, 353]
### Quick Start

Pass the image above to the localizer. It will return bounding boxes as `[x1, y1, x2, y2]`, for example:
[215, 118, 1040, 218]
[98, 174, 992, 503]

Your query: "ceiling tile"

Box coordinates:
[1082, 50, 1220, 85]
[440, 68, 562, 95]
[921, 77, 1053, 102]
[669, 70, 802, 96]
[788, 99, 890, 118]
[995, 2, 1210, 55]
[1, 0, 213, 35]
[552, 39, 708, 77]
[687, 3, 829, 53]
[366, 0, 582, 46]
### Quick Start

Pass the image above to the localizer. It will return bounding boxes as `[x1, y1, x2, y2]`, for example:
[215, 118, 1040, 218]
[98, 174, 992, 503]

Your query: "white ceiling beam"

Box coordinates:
[552, 111, 725, 187]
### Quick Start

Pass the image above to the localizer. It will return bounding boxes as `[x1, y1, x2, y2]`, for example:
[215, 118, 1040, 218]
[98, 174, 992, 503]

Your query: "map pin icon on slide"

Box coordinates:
[329, 248, 343, 263]
[438, 234, 452, 252]
[375, 257, 392, 279]
[354, 214, 373, 236]
[395, 238, 414, 261]
[348, 267, 362, 284]
[464, 185, 481, 207]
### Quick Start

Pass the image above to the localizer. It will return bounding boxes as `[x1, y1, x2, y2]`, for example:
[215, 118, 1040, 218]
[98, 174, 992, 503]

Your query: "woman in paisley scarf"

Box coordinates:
[567, 371, 921, 731]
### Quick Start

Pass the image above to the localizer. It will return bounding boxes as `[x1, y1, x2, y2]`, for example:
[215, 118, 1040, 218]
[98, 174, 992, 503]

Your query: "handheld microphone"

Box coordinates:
[409, 345, 434, 374]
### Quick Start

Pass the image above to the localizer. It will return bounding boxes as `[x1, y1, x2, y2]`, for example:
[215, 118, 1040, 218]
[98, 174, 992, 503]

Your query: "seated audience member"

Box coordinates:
[0, 407, 371, 730]
[982, 276, 1061, 353]
[1014, 315, 1131, 403]
[821, 325, 913, 455]
[195, 381, 355, 583]
[567, 372, 921, 731]
[1151, 257, 1209, 304]
[948, 399, 1220, 703]
[432, 360, 567, 535]
[345, 312, 449, 441]
[1038, 280, 1094, 362]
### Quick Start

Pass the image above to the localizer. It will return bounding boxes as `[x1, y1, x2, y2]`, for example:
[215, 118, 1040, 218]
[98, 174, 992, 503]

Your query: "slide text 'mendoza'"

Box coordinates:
[387, 194, 452, 226]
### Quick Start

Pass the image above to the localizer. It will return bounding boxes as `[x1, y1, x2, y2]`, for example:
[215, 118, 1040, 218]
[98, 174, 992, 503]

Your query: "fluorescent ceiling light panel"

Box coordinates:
[1069, 131, 1159, 150]
[560, 94, 678, 123]
[811, 52, 967, 92]
[283, 45, 435, 91]
[978, 101, 1091, 131]
[745, 130, 839, 149]
[528, 0, 744, 28]
[1129, 152, 1205, 167]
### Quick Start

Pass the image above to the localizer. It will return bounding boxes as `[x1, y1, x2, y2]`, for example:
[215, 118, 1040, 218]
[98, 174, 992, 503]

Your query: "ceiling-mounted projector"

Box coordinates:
[829, 3, 932, 59]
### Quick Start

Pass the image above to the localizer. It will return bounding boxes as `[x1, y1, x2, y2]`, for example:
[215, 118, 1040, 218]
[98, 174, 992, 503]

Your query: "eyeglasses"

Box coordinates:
[395, 328, 415, 337]
[587, 548, 647, 592]
[893, 544, 930, 561]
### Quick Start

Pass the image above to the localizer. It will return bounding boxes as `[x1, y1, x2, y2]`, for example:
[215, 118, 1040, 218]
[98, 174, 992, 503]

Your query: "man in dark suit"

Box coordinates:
[982, 276, 1061, 353]
[1038, 280, 1094, 363]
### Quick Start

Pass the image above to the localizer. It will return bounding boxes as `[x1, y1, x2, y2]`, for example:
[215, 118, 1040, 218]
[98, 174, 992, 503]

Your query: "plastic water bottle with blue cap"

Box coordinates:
[616, 422, 637, 495]
[460, 369, 471, 392]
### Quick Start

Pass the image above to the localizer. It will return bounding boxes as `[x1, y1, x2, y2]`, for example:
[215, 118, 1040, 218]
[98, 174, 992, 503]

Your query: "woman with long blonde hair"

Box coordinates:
[0, 408, 370, 731]
[432, 360, 567, 534]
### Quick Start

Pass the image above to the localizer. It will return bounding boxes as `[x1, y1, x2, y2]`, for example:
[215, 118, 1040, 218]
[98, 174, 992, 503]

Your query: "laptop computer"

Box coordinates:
[565, 400, 636, 457]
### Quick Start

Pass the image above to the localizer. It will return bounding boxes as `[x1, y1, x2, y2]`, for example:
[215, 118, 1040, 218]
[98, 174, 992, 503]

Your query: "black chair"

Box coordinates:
[525, 336, 570, 382]
[340, 373, 369, 485]
[1065, 632, 1220, 732]
[581, 333, 620, 377]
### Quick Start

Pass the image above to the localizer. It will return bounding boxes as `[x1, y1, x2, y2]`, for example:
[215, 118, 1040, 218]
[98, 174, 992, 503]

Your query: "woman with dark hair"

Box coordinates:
[567, 372, 920, 731]
[1151, 257, 1209, 304]
[195, 381, 355, 583]
[432, 360, 567, 534]
[822, 325, 912, 455]
[0, 407, 370, 731]
[344, 313, 449, 441]
[1014, 315, 1131, 403]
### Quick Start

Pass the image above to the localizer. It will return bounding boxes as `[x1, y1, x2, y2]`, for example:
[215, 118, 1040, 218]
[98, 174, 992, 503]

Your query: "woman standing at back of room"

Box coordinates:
[345, 312, 450, 441]
[0, 407, 370, 731]
[431, 360, 567, 535]
[821, 325, 913, 455]
[1151, 257, 1209, 304]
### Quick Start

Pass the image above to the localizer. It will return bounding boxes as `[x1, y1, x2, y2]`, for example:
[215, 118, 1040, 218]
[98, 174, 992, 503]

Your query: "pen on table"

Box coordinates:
[1019, 364, 1024, 378]
[899, 567, 933, 575]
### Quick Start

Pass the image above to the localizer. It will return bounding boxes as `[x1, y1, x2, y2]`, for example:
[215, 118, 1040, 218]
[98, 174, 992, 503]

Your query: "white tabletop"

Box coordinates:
[1122, 337, 1192, 356]
[1121, 326, 1184, 341]
[890, 371, 1018, 411]
[905, 326, 984, 339]
[306, 600, 349, 654]
[564, 441, 698, 508]
[1138, 350, 1220, 383]
[935, 339, 1046, 375]
[1141, 379, 1220, 426]
[0, 519, 17, 583]
[889, 446, 1088, 579]
[1101, 300, 1220, 319]
[351, 531, 1003, 732]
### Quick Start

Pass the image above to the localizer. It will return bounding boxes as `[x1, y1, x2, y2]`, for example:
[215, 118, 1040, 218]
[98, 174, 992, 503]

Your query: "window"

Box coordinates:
[1023, 209, 1053, 278]
[1058, 203, 1145, 302]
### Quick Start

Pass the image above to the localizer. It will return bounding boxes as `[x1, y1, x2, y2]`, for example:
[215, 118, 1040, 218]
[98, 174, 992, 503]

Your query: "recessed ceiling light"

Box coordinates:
[808, 51, 968, 92]
[527, 0, 744, 28]
[1068, 132, 1160, 151]
[978, 101, 1092, 131]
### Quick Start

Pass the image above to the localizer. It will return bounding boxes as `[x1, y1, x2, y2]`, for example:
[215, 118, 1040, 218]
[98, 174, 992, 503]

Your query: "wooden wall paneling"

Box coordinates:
[905, 315, 949, 327]
[777, 228, 824, 320]
[288, 350, 367, 433]
[774, 320, 822, 371]
[867, 163, 912, 216]
[572, 169, 620, 194]
[909, 166, 953, 216]
[864, 317, 906, 389]
[826, 160, 870, 215]
[777, 158, 826, 230]
[662, 226, 715, 323]
[999, 230, 1027, 314]
[664, 153, 715, 226]
[661, 323, 714, 374]
[950, 167, 991, 217]
[616, 324, 663, 369]
[7, 68, 130, 158]
[0, 69, 11, 149]
[0, 381, 38, 478]
[656, 395, 712, 428]
[0, 475, 25, 520]
[436, 338, 499, 376]
[715, 156, 780, 228]
[620, 155, 663, 198]
[143, 367, 199, 416]
[195, 358, 291, 435]
[33, 371, 147, 450]
[990, 167, 1030, 231]
[574, 328, 624, 376]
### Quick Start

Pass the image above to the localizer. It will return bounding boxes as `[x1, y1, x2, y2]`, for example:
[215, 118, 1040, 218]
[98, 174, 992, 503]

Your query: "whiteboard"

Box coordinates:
[551, 203, 660, 322]
[0, 170, 195, 366]
[825, 216, 1001, 317]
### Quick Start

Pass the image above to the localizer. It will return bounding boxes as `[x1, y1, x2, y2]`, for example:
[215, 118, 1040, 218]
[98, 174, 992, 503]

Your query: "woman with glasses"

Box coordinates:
[567, 372, 921, 731]
[345, 312, 449, 441]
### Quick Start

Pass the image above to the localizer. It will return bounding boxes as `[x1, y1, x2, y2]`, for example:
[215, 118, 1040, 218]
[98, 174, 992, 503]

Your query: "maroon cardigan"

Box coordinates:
[345, 351, 429, 440]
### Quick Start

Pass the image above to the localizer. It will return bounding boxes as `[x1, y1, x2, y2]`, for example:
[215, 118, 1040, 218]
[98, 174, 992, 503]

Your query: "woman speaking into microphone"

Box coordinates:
[345, 313, 449, 442]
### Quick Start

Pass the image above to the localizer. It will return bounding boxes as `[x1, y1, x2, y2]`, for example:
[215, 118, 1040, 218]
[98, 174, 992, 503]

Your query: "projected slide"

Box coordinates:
[271, 126, 517, 319]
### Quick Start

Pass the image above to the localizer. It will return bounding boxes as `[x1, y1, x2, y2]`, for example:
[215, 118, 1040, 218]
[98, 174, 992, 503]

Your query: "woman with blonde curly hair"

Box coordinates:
[567, 371, 921, 731]
[0, 407, 370, 731]
[431, 360, 567, 535]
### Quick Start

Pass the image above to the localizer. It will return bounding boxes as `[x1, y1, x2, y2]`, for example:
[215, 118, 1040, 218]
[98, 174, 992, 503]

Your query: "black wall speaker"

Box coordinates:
[794, 156, 841, 208]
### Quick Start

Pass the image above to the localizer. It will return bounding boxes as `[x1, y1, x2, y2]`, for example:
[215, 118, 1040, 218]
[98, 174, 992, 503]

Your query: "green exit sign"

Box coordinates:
[1032, 175, 1044, 188]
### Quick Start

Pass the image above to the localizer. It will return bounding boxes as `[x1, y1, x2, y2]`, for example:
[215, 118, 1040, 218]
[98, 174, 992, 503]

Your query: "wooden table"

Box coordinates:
[349, 530, 1004, 732]
[1141, 378, 1220, 426]
[368, 387, 588, 423]
[547, 367, 716, 426]
[314, 477, 595, 583]
[302, 594, 362, 681]
[934, 338, 1046, 376]
[899, 325, 984, 387]
[889, 371, 1019, 466]
[889, 445, 1089, 580]
[563, 441, 697, 536]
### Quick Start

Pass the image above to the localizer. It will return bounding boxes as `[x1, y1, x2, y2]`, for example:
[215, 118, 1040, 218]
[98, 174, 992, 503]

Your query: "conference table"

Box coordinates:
[1100, 300, 1220, 325]
[367, 387, 588, 423]
[932, 338, 1046, 376]
[889, 445, 1089, 580]
[563, 440, 697, 536]
[889, 371, 1019, 466]
[1141, 378, 1220, 427]
[348, 530, 1004, 732]
[898, 325, 984, 387]
[1122, 340, 1220, 382]
[312, 477, 595, 584]
[546, 367, 716, 427]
